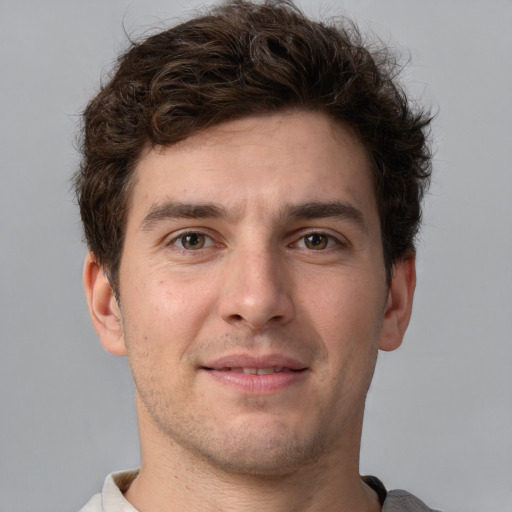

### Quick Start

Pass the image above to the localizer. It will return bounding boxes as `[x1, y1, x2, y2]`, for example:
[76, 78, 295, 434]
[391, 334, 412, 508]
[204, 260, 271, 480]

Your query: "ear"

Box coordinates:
[379, 253, 416, 352]
[83, 252, 127, 356]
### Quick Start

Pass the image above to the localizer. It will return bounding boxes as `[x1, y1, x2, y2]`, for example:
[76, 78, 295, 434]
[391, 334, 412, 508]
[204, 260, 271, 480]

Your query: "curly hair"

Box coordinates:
[74, 0, 432, 294]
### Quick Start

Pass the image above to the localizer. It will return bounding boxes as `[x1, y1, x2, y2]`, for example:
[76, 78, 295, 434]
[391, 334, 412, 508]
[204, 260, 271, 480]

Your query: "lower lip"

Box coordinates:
[203, 369, 307, 395]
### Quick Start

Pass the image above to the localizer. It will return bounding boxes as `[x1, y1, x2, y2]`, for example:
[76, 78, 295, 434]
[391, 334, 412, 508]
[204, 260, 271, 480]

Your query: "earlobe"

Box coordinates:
[83, 253, 127, 356]
[379, 254, 416, 352]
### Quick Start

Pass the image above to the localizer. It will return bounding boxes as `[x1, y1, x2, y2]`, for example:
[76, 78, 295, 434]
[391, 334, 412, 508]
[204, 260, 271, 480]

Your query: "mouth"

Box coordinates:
[203, 366, 304, 375]
[202, 354, 307, 372]
[200, 356, 308, 394]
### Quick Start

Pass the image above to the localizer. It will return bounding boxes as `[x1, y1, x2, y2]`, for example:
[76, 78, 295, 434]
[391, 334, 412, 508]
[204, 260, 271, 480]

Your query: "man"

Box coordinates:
[76, 1, 438, 510]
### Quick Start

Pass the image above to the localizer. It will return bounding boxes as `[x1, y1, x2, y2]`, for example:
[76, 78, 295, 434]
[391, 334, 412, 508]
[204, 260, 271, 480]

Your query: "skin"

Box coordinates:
[84, 111, 416, 512]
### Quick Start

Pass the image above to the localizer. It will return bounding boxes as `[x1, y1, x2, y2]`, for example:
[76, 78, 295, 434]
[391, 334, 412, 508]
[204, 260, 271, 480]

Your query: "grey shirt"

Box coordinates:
[383, 489, 441, 512]
[79, 470, 441, 512]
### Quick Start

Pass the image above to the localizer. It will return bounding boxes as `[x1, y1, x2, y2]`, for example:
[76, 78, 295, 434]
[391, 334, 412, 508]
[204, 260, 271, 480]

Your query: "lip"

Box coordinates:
[203, 354, 308, 371]
[200, 354, 309, 395]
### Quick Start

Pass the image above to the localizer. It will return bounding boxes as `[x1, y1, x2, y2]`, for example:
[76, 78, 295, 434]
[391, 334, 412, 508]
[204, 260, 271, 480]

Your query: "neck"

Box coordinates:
[124, 408, 381, 512]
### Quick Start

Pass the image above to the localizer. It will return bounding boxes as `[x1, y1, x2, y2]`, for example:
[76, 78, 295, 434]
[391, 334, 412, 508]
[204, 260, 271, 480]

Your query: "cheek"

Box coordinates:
[304, 270, 385, 331]
[121, 282, 203, 403]
[300, 270, 386, 375]
[120, 275, 204, 363]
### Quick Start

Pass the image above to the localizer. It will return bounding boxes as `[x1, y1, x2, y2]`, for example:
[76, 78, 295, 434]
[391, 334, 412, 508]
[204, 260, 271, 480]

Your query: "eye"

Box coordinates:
[172, 232, 214, 250]
[296, 233, 338, 250]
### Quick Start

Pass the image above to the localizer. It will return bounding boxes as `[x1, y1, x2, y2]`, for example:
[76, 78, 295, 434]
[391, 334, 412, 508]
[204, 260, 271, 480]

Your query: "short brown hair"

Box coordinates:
[74, 0, 432, 294]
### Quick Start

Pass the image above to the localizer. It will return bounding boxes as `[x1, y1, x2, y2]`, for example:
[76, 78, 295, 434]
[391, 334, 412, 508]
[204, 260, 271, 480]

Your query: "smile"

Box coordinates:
[201, 360, 308, 395]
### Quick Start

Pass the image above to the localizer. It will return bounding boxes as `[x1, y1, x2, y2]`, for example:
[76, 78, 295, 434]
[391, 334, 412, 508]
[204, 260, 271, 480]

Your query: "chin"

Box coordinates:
[188, 417, 330, 477]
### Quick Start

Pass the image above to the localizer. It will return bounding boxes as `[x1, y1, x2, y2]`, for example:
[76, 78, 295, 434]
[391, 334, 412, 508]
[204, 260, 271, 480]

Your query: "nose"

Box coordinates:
[218, 245, 295, 331]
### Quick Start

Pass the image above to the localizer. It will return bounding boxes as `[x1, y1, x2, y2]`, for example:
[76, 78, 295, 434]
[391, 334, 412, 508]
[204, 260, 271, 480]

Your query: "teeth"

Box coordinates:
[225, 367, 286, 374]
[256, 368, 274, 375]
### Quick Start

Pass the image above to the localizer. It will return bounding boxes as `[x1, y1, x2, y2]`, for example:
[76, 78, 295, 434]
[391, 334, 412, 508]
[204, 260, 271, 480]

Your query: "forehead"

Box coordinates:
[129, 111, 377, 224]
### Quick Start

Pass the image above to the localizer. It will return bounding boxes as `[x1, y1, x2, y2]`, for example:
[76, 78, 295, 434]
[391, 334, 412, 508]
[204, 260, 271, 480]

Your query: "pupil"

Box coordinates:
[306, 234, 327, 249]
[184, 233, 203, 248]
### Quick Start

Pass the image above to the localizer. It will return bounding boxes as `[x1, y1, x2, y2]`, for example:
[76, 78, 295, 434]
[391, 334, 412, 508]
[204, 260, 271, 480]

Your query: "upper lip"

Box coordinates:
[201, 354, 308, 371]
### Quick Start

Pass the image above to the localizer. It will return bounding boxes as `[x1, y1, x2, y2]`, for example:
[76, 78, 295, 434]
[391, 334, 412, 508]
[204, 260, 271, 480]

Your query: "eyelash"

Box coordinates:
[168, 231, 217, 251]
[167, 229, 346, 252]
[292, 231, 343, 250]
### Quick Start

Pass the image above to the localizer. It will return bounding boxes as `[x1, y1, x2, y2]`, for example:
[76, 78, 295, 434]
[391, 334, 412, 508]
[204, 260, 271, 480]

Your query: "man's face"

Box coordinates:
[97, 111, 409, 475]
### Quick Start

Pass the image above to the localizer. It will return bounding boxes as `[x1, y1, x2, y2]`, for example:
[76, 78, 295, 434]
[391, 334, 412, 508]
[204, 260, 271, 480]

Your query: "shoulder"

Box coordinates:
[383, 489, 442, 512]
[362, 475, 441, 512]
[78, 492, 102, 512]
[78, 470, 139, 512]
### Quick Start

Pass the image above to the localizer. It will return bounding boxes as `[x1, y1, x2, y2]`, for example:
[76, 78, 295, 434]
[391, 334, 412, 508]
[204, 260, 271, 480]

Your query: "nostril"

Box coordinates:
[220, 290, 295, 330]
[228, 312, 285, 326]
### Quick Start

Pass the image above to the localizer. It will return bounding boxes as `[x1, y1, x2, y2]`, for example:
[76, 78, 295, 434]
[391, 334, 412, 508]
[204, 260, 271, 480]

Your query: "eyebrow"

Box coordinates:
[284, 201, 367, 231]
[140, 200, 366, 231]
[140, 202, 229, 231]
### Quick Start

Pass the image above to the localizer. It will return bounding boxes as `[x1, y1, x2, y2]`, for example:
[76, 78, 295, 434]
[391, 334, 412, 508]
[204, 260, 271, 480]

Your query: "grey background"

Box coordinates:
[1, 1, 511, 511]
